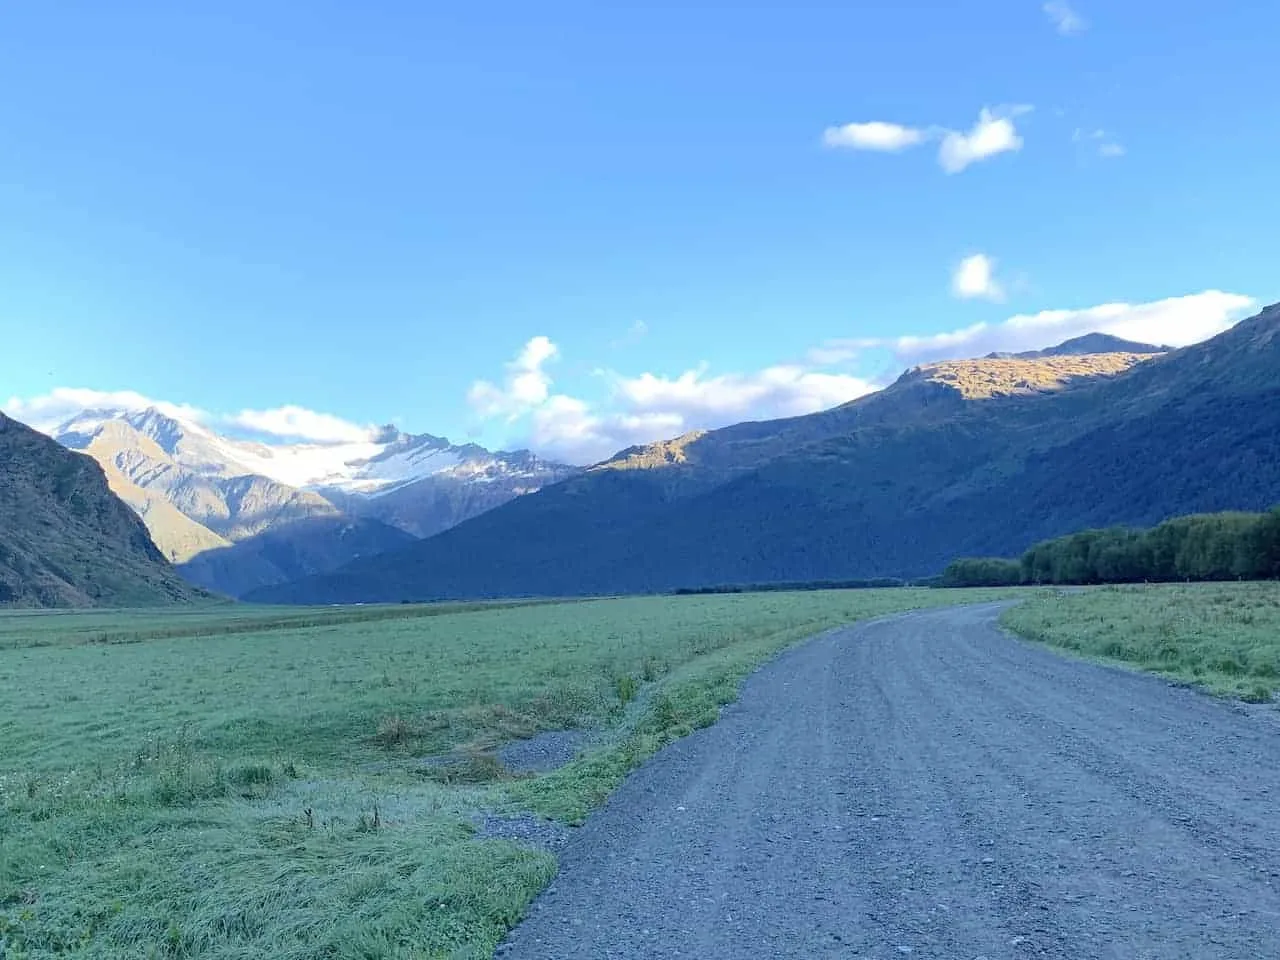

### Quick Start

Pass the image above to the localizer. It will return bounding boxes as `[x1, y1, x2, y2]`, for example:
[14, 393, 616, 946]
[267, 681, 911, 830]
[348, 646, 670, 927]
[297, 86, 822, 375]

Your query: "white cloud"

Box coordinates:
[527, 400, 692, 466]
[951, 254, 1006, 302]
[816, 290, 1256, 369]
[467, 335, 559, 420]
[2, 387, 208, 434]
[2, 387, 380, 445]
[1044, 0, 1087, 35]
[825, 106, 1030, 174]
[14, 290, 1259, 470]
[1098, 142, 1126, 158]
[469, 340, 876, 464]
[229, 405, 375, 444]
[937, 108, 1027, 174]
[822, 121, 928, 152]
[616, 365, 874, 422]
[475, 290, 1259, 463]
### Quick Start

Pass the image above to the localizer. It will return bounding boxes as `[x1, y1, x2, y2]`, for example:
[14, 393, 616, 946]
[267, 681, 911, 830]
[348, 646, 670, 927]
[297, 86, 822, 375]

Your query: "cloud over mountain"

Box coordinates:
[7, 291, 1258, 469]
[814, 290, 1256, 369]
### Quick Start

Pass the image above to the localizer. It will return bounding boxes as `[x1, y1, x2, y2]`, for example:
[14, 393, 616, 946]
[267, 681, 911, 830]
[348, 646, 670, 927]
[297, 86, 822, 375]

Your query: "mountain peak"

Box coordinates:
[46, 405, 578, 496]
[986, 332, 1168, 360]
[123, 407, 196, 453]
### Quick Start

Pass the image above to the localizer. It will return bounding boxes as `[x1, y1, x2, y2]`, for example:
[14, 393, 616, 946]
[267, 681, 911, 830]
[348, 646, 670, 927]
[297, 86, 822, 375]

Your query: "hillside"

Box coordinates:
[46, 410, 575, 596]
[245, 312, 1280, 606]
[0, 413, 205, 607]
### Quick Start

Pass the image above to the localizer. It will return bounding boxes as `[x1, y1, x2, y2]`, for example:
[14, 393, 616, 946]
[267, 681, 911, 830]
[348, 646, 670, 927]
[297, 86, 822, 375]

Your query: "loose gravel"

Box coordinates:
[474, 812, 573, 851]
[498, 730, 590, 774]
[497, 602, 1280, 959]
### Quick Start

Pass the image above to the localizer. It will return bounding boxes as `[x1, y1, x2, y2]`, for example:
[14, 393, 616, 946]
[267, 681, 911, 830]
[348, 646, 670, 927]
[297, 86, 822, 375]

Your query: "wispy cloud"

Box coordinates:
[229, 406, 374, 444]
[1073, 127, 1125, 159]
[2, 388, 382, 445]
[824, 106, 1031, 174]
[610, 319, 650, 349]
[814, 290, 1256, 370]
[614, 366, 875, 421]
[1043, 0, 1087, 35]
[951, 254, 1006, 302]
[2, 388, 209, 434]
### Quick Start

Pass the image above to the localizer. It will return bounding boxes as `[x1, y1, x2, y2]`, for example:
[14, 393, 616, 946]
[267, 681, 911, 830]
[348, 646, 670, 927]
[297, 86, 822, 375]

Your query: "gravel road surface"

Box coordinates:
[497, 602, 1280, 959]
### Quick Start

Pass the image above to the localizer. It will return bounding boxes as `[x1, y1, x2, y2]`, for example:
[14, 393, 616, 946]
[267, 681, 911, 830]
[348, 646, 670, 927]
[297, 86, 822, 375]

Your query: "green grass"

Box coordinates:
[1002, 582, 1280, 702]
[0, 588, 1015, 959]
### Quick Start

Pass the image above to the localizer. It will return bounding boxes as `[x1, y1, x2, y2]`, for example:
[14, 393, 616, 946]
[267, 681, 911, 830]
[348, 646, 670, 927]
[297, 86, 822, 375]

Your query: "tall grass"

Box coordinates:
[1, 588, 1012, 958]
[1002, 582, 1280, 702]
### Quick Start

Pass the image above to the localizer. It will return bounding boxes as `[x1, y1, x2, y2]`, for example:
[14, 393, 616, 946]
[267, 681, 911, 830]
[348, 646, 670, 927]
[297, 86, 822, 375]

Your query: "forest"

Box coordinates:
[943, 509, 1280, 587]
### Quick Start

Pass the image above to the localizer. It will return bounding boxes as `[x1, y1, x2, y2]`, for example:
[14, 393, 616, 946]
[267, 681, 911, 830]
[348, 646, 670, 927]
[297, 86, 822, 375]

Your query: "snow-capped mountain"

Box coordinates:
[47, 406, 579, 595]
[56, 407, 574, 498]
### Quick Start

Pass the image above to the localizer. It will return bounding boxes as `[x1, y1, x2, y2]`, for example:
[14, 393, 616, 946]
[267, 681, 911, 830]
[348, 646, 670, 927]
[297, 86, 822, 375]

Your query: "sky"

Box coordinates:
[2, 1, 1277, 464]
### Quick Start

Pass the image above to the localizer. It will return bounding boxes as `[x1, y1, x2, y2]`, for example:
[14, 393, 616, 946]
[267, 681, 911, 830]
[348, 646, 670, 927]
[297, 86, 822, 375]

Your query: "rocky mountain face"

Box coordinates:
[245, 312, 1280, 604]
[45, 409, 577, 596]
[0, 413, 204, 607]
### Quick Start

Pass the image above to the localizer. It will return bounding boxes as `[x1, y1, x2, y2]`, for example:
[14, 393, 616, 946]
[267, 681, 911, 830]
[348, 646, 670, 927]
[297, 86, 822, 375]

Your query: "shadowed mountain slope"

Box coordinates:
[248, 310, 1280, 603]
[0, 414, 205, 607]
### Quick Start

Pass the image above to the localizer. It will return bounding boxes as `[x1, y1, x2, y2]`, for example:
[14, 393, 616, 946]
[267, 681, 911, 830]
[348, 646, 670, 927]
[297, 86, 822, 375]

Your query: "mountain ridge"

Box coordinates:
[995, 332, 1168, 359]
[246, 323, 1273, 605]
[42, 408, 578, 596]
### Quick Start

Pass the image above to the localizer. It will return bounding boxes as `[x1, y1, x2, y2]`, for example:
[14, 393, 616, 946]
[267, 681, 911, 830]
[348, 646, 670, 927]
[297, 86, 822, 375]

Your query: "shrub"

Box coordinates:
[373, 714, 415, 748]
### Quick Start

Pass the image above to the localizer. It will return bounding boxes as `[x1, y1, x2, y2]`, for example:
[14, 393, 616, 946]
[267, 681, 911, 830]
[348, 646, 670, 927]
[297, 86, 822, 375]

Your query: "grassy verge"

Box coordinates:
[1001, 582, 1280, 702]
[1, 588, 1013, 958]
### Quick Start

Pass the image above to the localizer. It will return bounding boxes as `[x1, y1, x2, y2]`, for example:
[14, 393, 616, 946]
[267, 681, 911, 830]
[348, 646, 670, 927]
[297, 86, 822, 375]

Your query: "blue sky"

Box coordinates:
[2, 1, 1276, 463]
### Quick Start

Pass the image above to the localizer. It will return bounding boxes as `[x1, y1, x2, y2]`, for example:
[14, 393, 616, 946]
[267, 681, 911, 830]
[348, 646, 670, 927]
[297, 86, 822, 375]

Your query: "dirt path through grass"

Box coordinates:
[498, 602, 1280, 959]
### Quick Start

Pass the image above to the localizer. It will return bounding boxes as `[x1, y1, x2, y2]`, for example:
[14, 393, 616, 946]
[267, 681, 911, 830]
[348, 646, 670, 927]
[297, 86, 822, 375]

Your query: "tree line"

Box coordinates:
[942, 508, 1280, 587]
[673, 577, 911, 595]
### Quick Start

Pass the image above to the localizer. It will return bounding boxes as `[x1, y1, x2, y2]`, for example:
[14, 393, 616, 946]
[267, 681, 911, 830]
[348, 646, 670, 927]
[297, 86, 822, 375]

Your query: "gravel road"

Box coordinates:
[497, 602, 1280, 959]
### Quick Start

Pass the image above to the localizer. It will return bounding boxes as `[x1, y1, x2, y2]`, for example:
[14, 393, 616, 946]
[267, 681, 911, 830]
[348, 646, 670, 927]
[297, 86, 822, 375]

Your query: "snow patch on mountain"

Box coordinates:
[52, 407, 572, 497]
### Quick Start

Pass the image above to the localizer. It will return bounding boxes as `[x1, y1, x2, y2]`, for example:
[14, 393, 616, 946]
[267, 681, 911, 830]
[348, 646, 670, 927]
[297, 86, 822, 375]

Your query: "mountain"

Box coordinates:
[0, 413, 204, 607]
[247, 315, 1280, 606]
[177, 516, 417, 599]
[317, 446, 577, 539]
[44, 408, 576, 596]
[1001, 333, 1169, 359]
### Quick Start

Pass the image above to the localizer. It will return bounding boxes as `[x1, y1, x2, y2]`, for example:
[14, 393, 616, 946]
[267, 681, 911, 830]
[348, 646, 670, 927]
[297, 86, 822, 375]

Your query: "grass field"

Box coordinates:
[1002, 582, 1280, 702]
[0, 588, 1010, 959]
